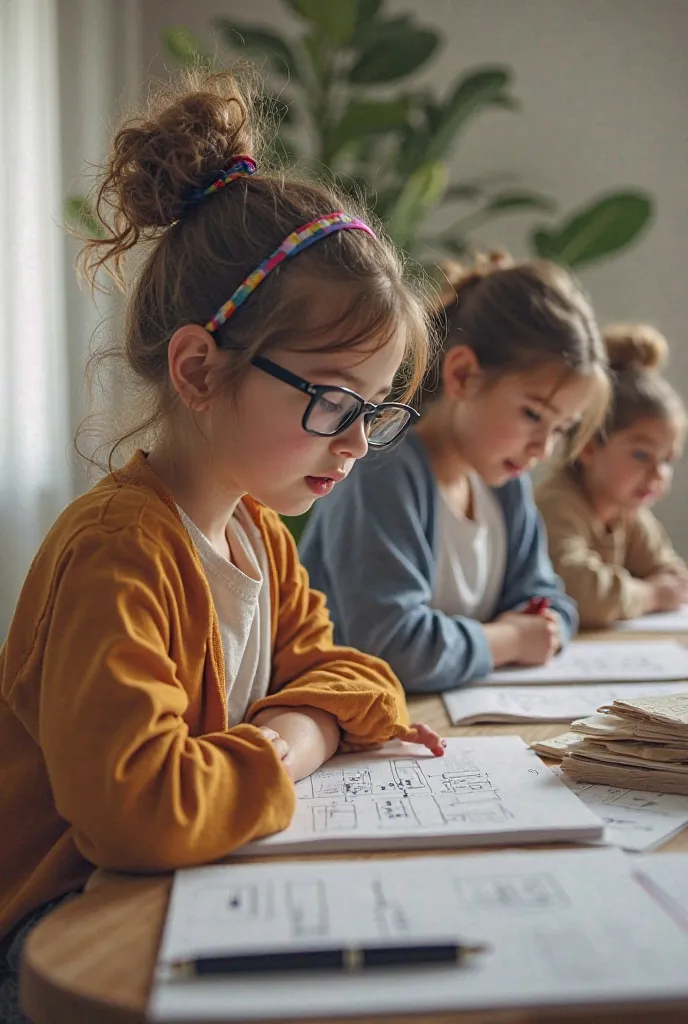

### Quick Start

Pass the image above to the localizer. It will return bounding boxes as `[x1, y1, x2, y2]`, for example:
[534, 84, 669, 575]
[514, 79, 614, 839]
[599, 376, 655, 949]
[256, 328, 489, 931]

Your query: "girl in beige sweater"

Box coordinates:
[536, 324, 688, 628]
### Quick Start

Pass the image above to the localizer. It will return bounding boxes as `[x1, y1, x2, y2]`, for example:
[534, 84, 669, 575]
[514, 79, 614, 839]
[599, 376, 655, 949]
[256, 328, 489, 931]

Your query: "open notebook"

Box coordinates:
[235, 737, 603, 856]
[444, 681, 688, 725]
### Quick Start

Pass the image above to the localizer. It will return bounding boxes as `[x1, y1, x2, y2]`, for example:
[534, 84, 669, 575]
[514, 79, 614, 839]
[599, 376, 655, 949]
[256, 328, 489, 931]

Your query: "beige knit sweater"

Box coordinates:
[535, 466, 684, 628]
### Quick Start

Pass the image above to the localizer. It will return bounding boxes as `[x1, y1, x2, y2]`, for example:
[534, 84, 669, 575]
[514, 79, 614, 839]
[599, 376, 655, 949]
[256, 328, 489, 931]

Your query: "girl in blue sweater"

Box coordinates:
[301, 255, 610, 692]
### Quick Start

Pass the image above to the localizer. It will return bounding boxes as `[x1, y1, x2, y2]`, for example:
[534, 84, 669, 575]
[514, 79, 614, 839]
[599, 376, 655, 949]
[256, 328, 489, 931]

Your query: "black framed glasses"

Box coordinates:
[251, 355, 418, 448]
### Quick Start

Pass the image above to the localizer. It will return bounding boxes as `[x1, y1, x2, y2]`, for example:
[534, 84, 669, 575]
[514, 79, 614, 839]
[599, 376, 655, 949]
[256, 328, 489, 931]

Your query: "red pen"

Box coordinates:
[524, 597, 549, 615]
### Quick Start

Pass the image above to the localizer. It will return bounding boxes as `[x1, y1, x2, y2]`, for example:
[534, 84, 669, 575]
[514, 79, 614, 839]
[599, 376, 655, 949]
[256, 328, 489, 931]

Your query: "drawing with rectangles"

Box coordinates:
[235, 737, 603, 855]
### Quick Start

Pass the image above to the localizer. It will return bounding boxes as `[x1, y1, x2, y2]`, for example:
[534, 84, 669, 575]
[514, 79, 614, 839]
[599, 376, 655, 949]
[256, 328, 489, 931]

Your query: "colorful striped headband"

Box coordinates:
[183, 155, 257, 206]
[205, 212, 376, 333]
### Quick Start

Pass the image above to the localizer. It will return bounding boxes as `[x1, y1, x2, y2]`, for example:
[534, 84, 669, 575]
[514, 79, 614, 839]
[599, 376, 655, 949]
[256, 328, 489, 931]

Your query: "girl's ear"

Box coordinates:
[442, 345, 481, 399]
[577, 436, 602, 468]
[167, 324, 224, 412]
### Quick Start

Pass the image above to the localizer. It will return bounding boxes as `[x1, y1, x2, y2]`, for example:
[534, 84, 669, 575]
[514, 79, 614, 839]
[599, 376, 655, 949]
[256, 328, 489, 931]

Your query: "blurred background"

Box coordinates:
[1, 0, 687, 637]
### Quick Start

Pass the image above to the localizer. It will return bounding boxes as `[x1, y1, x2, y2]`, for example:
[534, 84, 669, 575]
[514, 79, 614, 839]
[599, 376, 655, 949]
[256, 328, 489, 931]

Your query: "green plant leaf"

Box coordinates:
[350, 21, 440, 83]
[162, 27, 213, 68]
[530, 190, 653, 269]
[443, 182, 485, 202]
[64, 197, 106, 239]
[327, 98, 410, 160]
[387, 161, 448, 250]
[353, 0, 382, 41]
[483, 189, 557, 214]
[291, 0, 357, 45]
[215, 20, 300, 80]
[426, 67, 514, 160]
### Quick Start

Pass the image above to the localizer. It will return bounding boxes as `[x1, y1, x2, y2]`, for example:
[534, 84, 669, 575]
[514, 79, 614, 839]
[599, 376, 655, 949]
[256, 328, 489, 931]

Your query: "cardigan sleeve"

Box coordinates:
[536, 485, 650, 627]
[34, 526, 296, 872]
[625, 508, 686, 580]
[495, 474, 578, 642]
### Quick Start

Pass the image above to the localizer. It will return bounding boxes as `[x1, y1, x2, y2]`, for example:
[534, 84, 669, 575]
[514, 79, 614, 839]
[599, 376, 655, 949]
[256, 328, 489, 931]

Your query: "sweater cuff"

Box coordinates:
[246, 679, 410, 749]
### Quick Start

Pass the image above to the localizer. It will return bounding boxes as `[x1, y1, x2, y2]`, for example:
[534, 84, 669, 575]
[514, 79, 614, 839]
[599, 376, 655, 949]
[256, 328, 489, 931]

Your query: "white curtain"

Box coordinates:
[0, 0, 142, 639]
[0, 0, 71, 638]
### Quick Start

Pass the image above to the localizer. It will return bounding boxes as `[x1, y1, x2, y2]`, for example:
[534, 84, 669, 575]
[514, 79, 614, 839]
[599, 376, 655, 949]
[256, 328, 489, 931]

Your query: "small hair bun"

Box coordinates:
[108, 71, 256, 231]
[435, 250, 513, 311]
[604, 323, 668, 372]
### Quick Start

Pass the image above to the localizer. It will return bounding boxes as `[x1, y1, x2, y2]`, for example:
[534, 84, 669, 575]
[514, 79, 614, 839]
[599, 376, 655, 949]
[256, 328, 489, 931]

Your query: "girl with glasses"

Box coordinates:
[301, 255, 611, 693]
[0, 69, 443, 1007]
[537, 324, 687, 628]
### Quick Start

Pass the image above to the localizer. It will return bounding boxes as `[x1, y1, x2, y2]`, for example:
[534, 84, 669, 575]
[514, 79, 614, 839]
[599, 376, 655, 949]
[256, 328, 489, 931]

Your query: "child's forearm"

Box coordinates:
[251, 706, 340, 781]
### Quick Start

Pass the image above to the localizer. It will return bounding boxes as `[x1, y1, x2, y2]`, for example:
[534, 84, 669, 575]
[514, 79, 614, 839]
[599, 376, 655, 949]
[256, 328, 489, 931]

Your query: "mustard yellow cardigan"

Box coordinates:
[0, 453, 411, 938]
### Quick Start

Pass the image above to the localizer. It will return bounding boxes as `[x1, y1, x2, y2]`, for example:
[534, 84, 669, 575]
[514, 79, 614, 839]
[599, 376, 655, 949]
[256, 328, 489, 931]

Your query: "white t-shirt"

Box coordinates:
[178, 503, 272, 726]
[430, 473, 507, 622]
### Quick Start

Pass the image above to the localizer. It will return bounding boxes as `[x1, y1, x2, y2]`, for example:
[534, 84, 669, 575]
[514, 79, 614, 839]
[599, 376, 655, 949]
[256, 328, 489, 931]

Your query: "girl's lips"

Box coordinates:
[305, 476, 336, 496]
[503, 459, 524, 477]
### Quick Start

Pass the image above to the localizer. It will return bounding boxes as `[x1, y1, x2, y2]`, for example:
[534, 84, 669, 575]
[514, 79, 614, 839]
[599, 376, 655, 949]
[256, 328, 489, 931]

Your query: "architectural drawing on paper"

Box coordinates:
[297, 751, 515, 833]
[452, 872, 571, 910]
[285, 880, 328, 937]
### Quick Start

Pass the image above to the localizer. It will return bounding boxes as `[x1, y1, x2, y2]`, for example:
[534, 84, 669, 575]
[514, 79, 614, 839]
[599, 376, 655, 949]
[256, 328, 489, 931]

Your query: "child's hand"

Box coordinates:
[496, 611, 559, 665]
[405, 722, 446, 757]
[647, 570, 688, 611]
[257, 725, 291, 765]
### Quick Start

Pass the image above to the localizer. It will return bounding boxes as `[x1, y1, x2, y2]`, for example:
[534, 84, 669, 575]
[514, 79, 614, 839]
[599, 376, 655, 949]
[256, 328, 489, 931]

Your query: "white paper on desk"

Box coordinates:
[148, 848, 688, 1021]
[616, 606, 688, 632]
[634, 853, 688, 931]
[472, 640, 688, 686]
[236, 737, 603, 856]
[550, 765, 688, 852]
[443, 682, 688, 725]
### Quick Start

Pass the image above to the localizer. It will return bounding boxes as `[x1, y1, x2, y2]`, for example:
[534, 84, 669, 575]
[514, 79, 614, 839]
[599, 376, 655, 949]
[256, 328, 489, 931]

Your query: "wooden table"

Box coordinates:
[21, 663, 688, 1024]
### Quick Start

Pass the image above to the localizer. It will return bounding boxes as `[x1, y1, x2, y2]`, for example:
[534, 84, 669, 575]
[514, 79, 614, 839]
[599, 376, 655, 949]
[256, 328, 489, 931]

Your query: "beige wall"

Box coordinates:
[142, 0, 688, 550]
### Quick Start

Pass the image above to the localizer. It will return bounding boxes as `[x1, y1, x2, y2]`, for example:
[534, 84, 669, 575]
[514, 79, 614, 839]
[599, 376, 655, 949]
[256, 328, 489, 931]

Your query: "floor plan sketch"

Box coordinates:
[285, 880, 327, 938]
[453, 872, 571, 911]
[247, 738, 605, 852]
[293, 749, 516, 836]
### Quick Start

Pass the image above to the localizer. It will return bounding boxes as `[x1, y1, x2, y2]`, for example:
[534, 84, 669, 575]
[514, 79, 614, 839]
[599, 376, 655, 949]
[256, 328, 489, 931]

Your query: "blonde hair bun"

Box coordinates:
[435, 251, 513, 311]
[604, 323, 668, 372]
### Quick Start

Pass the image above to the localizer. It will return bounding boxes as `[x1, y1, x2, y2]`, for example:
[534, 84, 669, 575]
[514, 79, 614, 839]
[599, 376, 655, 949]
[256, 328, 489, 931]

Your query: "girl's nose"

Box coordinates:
[330, 417, 369, 461]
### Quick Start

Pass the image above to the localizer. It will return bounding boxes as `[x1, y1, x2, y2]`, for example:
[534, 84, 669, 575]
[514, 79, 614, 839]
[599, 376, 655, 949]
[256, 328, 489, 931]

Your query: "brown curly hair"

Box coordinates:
[77, 68, 433, 469]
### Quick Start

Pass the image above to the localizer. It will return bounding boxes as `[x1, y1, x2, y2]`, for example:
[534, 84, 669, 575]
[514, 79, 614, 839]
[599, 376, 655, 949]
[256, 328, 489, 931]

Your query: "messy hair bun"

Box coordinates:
[600, 321, 683, 436]
[604, 323, 668, 373]
[435, 251, 512, 311]
[83, 69, 263, 285]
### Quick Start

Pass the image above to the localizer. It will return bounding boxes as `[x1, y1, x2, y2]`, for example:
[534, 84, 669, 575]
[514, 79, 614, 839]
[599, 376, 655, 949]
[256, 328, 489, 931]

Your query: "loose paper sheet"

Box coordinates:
[444, 682, 688, 725]
[551, 765, 688, 852]
[616, 606, 688, 632]
[471, 641, 688, 686]
[149, 849, 688, 1021]
[237, 737, 602, 856]
[634, 853, 688, 931]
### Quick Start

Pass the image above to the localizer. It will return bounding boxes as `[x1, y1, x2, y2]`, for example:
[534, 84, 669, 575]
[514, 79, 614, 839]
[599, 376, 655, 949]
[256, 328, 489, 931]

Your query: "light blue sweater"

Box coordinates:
[300, 432, 578, 693]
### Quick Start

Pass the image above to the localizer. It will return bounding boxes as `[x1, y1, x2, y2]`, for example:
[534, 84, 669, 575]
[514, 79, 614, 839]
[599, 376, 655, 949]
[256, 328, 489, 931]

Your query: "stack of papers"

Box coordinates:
[551, 692, 688, 796]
